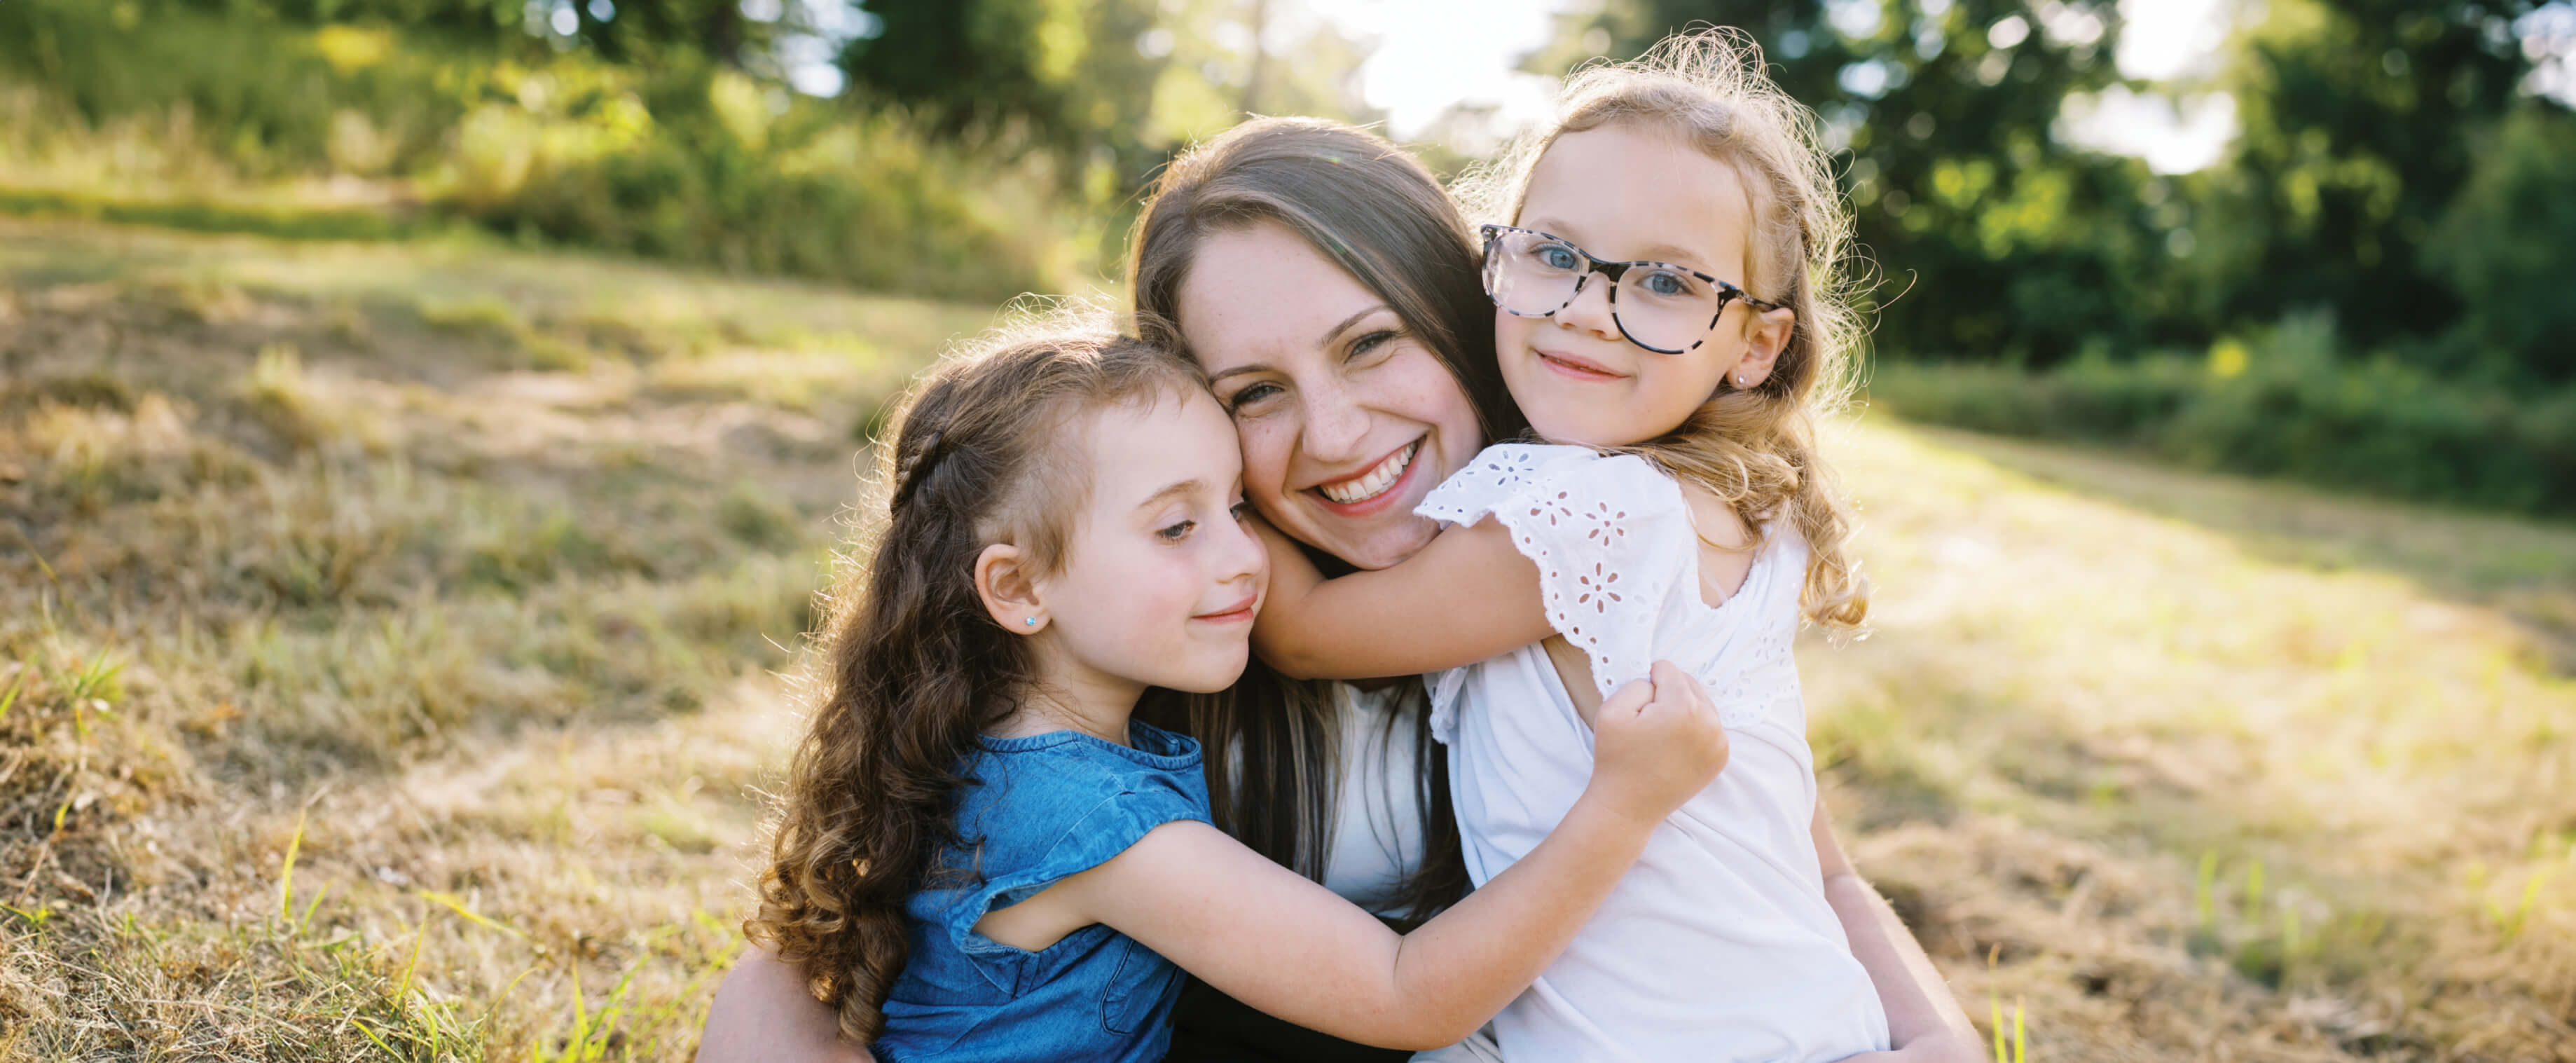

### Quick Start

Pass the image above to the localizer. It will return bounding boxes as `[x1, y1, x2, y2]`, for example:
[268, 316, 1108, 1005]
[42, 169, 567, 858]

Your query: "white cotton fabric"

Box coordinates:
[1412, 443, 1889, 1063]
[1321, 682, 1426, 916]
[1226, 682, 1426, 917]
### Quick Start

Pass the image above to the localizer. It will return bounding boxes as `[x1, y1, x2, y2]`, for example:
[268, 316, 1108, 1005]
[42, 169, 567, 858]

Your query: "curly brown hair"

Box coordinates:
[745, 319, 1206, 1044]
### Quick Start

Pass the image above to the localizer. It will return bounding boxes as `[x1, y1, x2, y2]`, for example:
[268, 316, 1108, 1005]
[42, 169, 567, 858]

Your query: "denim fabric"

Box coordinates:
[874, 720, 1211, 1063]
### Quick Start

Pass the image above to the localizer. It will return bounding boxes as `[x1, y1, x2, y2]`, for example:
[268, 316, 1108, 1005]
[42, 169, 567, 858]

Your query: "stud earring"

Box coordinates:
[1024, 617, 1038, 626]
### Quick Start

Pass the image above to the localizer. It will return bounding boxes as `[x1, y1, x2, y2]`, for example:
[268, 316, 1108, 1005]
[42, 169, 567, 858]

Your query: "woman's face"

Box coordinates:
[1176, 221, 1487, 571]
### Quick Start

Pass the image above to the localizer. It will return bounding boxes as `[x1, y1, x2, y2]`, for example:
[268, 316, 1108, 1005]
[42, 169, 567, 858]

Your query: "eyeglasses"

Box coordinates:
[1479, 224, 1782, 355]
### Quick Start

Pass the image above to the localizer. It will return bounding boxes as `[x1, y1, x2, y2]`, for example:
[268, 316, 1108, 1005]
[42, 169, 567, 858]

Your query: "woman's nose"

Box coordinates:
[1297, 380, 1371, 464]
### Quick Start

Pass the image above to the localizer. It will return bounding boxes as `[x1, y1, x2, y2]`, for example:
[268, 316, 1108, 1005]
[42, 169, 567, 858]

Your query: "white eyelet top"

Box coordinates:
[1414, 443, 1889, 1063]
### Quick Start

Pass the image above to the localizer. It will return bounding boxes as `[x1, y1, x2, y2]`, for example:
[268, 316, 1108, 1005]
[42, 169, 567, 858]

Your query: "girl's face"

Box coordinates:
[1177, 221, 1486, 571]
[1496, 123, 1795, 448]
[1032, 388, 1269, 699]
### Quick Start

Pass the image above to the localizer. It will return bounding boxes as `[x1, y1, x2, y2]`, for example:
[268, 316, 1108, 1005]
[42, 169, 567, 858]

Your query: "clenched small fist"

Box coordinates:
[1585, 659, 1731, 829]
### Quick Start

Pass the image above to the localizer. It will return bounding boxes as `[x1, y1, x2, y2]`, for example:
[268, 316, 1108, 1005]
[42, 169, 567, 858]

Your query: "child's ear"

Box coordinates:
[974, 543, 1049, 634]
[1731, 304, 1796, 388]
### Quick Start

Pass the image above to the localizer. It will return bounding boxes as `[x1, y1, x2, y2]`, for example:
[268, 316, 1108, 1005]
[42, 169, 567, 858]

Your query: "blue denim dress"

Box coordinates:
[874, 720, 1213, 1063]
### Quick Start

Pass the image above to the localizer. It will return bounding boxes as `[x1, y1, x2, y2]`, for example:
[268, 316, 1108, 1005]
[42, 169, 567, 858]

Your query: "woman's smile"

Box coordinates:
[1175, 221, 1485, 571]
[1312, 438, 1423, 509]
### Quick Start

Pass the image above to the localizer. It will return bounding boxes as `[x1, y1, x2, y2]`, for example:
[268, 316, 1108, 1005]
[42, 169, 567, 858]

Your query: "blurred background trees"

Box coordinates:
[1, 0, 2569, 511]
[1537, 0, 2569, 384]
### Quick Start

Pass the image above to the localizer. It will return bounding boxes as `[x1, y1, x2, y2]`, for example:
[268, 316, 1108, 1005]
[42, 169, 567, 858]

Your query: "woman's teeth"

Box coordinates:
[1319, 441, 1418, 505]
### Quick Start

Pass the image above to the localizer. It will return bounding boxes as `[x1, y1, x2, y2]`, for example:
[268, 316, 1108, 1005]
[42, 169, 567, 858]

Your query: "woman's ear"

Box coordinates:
[1731, 305, 1796, 388]
[974, 543, 1049, 634]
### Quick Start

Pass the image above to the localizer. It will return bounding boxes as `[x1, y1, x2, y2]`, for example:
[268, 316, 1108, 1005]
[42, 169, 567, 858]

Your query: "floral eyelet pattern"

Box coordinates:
[1417, 442, 1810, 729]
[1575, 563, 1622, 613]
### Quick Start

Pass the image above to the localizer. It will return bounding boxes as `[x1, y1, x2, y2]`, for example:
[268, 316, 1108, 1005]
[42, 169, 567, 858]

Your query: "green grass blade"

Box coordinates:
[347, 1016, 402, 1059]
[0, 666, 26, 724]
[394, 921, 426, 1009]
[1991, 992, 2006, 1062]
[298, 879, 336, 935]
[277, 807, 307, 923]
[418, 889, 525, 938]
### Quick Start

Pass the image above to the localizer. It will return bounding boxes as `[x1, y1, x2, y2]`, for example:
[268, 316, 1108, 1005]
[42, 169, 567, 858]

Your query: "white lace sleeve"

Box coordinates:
[1416, 444, 1693, 701]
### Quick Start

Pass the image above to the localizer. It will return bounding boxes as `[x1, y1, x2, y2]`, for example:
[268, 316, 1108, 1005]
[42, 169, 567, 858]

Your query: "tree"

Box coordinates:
[2189, 0, 2552, 362]
[837, 0, 1377, 191]
[1530, 0, 2173, 366]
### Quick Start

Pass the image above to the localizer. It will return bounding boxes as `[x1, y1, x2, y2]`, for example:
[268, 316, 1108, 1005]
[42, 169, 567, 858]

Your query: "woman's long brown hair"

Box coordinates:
[745, 323, 1204, 1044]
[1127, 116, 1517, 919]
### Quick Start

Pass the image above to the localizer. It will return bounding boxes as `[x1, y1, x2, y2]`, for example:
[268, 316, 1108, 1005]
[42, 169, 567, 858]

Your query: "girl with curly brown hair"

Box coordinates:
[728, 317, 1730, 1063]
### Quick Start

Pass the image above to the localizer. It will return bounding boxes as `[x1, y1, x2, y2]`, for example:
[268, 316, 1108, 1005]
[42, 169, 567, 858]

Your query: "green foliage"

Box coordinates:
[1538, 1, 2570, 391]
[2425, 104, 2576, 382]
[844, 0, 1167, 144]
[0, 1, 471, 179]
[0, 0, 1084, 300]
[2191, 0, 2540, 352]
[1536, 0, 2177, 366]
[841, 0, 1383, 273]
[1868, 313, 2576, 516]
[475, 79, 1082, 300]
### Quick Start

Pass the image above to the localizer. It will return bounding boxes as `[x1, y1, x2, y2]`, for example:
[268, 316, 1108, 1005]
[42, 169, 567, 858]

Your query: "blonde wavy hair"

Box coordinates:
[1455, 27, 1871, 628]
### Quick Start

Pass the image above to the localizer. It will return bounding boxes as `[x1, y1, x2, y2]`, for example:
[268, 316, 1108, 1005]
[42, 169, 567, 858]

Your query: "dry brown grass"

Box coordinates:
[1, 216, 2569, 1060]
[1812, 424, 2576, 1061]
[0, 217, 991, 1061]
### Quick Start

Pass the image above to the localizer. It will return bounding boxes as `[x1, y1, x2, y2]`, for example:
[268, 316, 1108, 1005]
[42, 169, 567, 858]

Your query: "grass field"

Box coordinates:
[2, 217, 2570, 1062]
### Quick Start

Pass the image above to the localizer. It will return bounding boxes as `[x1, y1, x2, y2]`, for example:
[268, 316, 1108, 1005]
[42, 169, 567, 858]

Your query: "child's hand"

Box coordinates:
[1581, 659, 1729, 828]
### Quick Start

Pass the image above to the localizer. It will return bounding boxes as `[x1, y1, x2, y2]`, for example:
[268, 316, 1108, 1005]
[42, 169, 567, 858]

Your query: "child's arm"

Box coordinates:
[1252, 516, 1555, 680]
[983, 661, 1727, 1050]
[694, 945, 877, 1063]
[1812, 803, 1985, 1060]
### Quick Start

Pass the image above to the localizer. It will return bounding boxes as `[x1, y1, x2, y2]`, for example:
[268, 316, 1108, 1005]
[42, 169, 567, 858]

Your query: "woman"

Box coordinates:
[698, 117, 1979, 1062]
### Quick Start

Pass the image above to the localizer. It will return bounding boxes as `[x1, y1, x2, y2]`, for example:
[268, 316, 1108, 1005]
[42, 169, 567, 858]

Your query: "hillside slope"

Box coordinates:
[2, 219, 2570, 1061]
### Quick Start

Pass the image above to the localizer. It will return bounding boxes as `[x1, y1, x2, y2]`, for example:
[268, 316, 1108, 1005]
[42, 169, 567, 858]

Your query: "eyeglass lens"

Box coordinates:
[1482, 228, 1726, 353]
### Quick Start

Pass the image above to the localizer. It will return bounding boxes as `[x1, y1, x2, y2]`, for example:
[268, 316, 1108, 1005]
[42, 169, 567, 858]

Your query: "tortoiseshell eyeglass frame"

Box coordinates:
[1479, 224, 1784, 355]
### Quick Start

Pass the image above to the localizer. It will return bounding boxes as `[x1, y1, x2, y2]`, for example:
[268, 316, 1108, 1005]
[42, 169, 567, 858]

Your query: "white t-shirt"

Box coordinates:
[1321, 682, 1427, 917]
[1414, 444, 1889, 1063]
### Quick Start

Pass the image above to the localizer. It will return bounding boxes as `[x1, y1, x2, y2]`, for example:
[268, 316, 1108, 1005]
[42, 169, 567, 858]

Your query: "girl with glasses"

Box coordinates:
[1251, 29, 1979, 1062]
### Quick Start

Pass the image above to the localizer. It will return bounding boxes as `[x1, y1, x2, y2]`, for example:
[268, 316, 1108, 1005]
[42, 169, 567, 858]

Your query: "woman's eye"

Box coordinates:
[1228, 500, 1253, 521]
[1537, 245, 1580, 271]
[1157, 519, 1197, 542]
[1227, 382, 1281, 411]
[1348, 329, 1398, 360]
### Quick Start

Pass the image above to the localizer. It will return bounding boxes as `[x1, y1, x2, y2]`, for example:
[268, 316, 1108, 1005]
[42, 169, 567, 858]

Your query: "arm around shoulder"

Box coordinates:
[1053, 663, 1728, 1050]
[1251, 517, 1555, 680]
